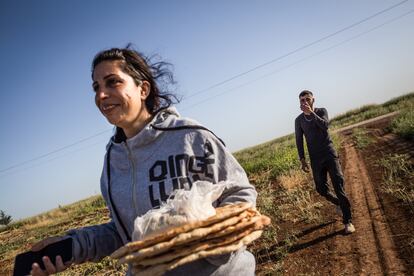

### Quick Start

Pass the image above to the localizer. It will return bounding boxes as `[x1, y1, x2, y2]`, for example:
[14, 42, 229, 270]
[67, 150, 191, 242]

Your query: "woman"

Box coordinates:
[31, 46, 257, 275]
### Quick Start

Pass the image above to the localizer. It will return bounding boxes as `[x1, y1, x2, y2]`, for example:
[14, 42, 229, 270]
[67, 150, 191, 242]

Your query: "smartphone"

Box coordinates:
[13, 237, 72, 276]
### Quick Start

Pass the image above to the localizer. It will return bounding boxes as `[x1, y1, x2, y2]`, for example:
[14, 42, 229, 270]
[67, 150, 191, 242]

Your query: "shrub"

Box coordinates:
[0, 210, 12, 225]
[391, 108, 414, 140]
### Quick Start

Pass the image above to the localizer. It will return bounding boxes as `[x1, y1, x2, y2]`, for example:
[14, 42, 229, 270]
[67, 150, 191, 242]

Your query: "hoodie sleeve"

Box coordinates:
[65, 153, 124, 264]
[66, 218, 123, 264]
[198, 133, 258, 266]
[214, 143, 257, 208]
[197, 133, 257, 208]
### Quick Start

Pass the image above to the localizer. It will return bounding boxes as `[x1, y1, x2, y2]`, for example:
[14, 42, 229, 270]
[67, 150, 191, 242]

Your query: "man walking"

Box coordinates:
[295, 90, 355, 234]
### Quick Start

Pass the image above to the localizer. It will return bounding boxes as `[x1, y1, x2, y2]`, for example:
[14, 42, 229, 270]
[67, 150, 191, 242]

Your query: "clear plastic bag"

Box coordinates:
[132, 180, 226, 241]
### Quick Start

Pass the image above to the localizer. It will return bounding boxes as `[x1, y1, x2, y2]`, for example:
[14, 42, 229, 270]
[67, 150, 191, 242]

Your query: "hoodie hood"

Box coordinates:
[108, 106, 200, 149]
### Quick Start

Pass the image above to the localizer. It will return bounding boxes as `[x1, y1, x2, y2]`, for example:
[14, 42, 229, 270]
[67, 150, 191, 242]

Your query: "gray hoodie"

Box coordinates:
[67, 107, 257, 275]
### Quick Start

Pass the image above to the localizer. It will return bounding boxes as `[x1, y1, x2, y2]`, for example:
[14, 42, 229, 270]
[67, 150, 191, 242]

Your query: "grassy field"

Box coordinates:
[330, 92, 414, 129]
[347, 94, 414, 212]
[1, 91, 413, 275]
[0, 196, 128, 275]
[391, 107, 414, 140]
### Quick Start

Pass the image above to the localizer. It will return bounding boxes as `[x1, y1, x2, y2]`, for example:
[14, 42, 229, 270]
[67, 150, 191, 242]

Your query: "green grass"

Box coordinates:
[0, 196, 127, 275]
[330, 92, 414, 129]
[351, 128, 373, 149]
[377, 153, 414, 213]
[235, 135, 299, 184]
[391, 107, 414, 140]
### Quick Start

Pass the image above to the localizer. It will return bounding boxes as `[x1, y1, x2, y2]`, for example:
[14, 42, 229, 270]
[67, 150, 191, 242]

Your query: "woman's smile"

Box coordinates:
[101, 103, 120, 115]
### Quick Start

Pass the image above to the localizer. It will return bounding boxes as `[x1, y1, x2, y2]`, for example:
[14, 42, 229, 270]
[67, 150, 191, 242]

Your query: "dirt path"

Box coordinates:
[333, 139, 406, 275]
[280, 116, 411, 275]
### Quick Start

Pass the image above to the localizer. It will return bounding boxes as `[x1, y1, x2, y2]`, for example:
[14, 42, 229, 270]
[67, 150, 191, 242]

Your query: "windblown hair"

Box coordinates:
[92, 44, 179, 114]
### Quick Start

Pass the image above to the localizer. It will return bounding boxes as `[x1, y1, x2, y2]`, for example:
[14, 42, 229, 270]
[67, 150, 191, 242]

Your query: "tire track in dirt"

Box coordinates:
[336, 138, 406, 275]
[277, 114, 410, 275]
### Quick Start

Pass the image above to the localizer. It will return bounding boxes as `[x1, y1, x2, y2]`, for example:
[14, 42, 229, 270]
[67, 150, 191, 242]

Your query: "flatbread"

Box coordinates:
[132, 230, 264, 276]
[203, 211, 264, 241]
[137, 216, 270, 267]
[111, 202, 252, 259]
[118, 209, 256, 264]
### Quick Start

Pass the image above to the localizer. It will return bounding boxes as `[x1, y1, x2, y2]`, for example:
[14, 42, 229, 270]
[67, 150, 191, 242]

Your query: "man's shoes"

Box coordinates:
[344, 223, 355, 234]
[336, 205, 342, 216]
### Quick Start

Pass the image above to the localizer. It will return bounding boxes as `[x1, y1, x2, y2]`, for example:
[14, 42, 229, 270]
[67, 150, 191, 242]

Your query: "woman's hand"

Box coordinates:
[30, 236, 72, 275]
[31, 255, 70, 276]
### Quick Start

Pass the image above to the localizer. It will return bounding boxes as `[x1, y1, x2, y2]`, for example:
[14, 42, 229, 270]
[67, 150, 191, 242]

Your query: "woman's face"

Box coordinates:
[92, 60, 150, 130]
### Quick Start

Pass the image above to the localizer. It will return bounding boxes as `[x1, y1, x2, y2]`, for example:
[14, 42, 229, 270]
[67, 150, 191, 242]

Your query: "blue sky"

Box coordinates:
[1, 0, 414, 220]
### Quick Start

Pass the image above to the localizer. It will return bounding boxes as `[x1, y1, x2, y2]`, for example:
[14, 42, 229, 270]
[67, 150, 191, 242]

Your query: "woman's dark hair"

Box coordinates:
[92, 44, 178, 114]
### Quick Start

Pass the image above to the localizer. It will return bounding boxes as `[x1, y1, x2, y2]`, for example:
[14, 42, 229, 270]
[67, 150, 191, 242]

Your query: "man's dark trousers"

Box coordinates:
[310, 153, 352, 224]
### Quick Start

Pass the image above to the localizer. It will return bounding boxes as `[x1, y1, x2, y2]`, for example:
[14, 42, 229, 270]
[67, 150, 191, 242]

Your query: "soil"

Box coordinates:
[272, 114, 413, 275]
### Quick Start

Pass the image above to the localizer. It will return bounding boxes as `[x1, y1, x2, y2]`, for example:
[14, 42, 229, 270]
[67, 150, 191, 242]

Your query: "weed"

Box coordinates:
[60, 256, 127, 275]
[254, 230, 299, 276]
[236, 135, 300, 181]
[391, 107, 414, 140]
[377, 153, 414, 212]
[351, 128, 373, 149]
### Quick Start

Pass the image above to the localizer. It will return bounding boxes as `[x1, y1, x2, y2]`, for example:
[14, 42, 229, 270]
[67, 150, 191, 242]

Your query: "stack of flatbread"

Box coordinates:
[111, 202, 271, 276]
